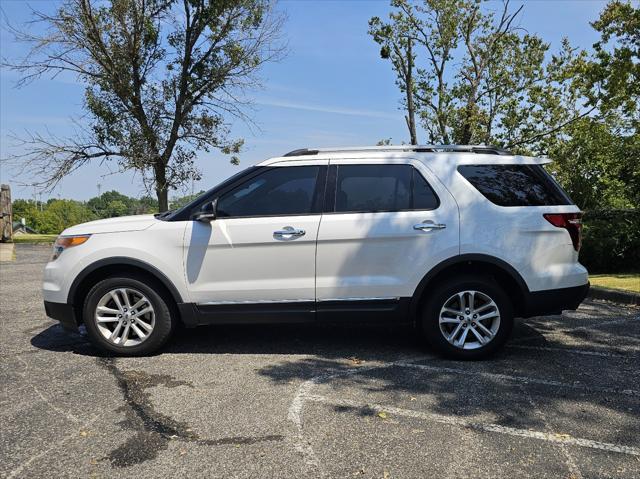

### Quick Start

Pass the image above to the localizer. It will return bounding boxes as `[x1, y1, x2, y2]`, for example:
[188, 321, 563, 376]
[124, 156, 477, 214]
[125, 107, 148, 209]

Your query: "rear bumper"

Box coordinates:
[44, 301, 79, 332]
[521, 282, 590, 318]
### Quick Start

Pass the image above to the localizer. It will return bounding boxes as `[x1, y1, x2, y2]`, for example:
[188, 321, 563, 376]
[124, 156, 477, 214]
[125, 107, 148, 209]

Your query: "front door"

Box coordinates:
[184, 162, 327, 317]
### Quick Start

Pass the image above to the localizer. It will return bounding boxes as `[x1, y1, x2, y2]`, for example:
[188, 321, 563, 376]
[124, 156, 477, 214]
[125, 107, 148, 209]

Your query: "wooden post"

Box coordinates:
[1, 184, 13, 243]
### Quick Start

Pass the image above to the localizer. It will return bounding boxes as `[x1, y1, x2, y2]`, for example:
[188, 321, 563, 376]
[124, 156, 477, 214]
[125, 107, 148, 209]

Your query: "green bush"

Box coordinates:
[580, 210, 640, 274]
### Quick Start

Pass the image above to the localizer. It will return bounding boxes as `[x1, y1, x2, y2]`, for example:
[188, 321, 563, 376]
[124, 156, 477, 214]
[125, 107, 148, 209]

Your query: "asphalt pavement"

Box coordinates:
[1, 244, 639, 478]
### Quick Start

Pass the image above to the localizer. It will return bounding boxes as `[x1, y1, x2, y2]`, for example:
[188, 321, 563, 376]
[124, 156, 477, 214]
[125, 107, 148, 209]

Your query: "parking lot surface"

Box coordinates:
[1, 244, 639, 478]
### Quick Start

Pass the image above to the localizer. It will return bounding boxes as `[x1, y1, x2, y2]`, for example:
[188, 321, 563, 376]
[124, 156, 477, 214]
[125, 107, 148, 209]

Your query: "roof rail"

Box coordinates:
[282, 145, 512, 157]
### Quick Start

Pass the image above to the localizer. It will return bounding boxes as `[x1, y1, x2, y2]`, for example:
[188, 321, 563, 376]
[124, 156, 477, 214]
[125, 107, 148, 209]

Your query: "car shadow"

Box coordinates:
[31, 317, 546, 358]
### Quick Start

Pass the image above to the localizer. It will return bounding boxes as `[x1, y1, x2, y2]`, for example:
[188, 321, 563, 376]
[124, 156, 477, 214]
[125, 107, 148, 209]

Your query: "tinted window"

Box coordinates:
[217, 166, 320, 217]
[458, 165, 573, 207]
[413, 168, 440, 210]
[335, 164, 439, 213]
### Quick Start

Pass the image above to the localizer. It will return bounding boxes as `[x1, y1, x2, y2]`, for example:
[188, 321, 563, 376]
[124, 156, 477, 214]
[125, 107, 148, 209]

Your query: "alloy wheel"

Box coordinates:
[94, 288, 155, 347]
[438, 290, 501, 350]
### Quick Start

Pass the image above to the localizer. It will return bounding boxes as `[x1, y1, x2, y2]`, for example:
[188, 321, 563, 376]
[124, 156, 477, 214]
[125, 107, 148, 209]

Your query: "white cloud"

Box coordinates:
[256, 98, 401, 120]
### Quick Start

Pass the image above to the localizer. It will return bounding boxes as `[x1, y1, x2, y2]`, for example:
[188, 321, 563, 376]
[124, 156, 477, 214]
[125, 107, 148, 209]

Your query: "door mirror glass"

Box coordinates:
[194, 199, 217, 222]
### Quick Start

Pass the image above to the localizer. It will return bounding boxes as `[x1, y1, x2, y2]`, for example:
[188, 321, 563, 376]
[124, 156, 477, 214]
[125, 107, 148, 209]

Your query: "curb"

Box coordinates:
[588, 286, 640, 306]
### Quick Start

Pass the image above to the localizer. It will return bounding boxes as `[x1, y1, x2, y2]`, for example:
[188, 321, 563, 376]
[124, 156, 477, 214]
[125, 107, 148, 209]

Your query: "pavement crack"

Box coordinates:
[97, 357, 282, 468]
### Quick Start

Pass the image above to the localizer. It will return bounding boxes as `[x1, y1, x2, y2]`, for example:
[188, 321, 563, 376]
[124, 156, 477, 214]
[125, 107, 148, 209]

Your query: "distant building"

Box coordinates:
[12, 220, 38, 235]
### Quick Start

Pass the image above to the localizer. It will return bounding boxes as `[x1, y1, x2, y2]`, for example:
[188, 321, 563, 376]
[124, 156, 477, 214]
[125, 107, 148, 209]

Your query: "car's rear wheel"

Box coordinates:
[83, 276, 174, 355]
[420, 275, 513, 360]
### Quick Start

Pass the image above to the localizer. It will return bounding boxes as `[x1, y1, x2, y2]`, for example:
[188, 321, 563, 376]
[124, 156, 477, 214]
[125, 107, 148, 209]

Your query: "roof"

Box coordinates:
[282, 145, 512, 156]
[257, 145, 550, 167]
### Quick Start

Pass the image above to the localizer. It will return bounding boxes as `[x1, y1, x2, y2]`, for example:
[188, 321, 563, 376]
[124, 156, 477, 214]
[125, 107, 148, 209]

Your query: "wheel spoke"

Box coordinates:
[443, 307, 462, 315]
[136, 318, 153, 332]
[109, 322, 123, 341]
[110, 291, 124, 312]
[120, 289, 132, 309]
[96, 316, 119, 323]
[440, 317, 462, 325]
[457, 292, 466, 310]
[97, 305, 119, 315]
[120, 323, 130, 344]
[131, 323, 147, 339]
[447, 322, 463, 342]
[131, 306, 153, 319]
[473, 302, 493, 314]
[455, 327, 469, 347]
[475, 321, 494, 338]
[477, 310, 499, 321]
[469, 326, 486, 344]
[130, 298, 148, 312]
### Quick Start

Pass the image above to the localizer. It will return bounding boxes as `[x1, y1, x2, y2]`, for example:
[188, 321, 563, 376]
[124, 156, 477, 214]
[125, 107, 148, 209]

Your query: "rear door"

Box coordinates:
[315, 159, 459, 315]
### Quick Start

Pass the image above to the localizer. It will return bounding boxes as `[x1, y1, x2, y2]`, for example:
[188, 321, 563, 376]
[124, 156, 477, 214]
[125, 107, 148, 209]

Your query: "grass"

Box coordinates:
[12, 234, 58, 244]
[590, 274, 640, 293]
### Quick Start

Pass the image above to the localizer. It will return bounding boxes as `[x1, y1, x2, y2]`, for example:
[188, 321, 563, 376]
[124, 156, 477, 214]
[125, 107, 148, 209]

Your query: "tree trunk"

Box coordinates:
[1, 184, 12, 242]
[405, 39, 418, 145]
[154, 162, 169, 212]
[459, 104, 474, 144]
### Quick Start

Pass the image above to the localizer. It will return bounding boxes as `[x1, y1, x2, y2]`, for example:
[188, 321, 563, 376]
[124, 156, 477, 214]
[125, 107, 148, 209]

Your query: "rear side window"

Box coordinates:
[458, 164, 573, 207]
[334, 164, 439, 213]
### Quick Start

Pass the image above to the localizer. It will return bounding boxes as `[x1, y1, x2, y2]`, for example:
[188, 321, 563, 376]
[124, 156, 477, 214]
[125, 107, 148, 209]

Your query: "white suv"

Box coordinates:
[43, 145, 589, 359]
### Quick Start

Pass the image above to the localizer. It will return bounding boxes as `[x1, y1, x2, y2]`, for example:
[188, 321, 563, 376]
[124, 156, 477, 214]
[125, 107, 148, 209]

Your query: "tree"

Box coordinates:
[35, 199, 96, 233]
[170, 189, 206, 209]
[369, 9, 418, 144]
[587, 0, 639, 124]
[538, 1, 639, 209]
[369, 0, 552, 145]
[4, 0, 284, 211]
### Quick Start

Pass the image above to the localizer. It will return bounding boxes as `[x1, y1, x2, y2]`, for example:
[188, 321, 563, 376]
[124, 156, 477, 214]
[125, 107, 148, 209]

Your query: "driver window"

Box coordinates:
[217, 166, 320, 218]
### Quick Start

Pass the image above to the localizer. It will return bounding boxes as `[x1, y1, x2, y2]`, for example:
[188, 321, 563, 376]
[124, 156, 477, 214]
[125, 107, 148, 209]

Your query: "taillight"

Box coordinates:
[543, 213, 583, 252]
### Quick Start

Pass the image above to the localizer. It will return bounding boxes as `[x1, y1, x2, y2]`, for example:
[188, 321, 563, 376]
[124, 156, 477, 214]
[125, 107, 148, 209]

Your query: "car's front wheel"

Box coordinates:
[420, 275, 513, 360]
[83, 276, 174, 355]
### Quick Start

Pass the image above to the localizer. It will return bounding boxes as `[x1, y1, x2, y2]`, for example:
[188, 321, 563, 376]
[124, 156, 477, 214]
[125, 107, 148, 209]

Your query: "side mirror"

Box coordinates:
[194, 199, 217, 222]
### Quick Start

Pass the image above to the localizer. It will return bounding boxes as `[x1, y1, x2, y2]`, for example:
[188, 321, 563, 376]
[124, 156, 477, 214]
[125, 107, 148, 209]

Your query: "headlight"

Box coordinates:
[52, 234, 91, 260]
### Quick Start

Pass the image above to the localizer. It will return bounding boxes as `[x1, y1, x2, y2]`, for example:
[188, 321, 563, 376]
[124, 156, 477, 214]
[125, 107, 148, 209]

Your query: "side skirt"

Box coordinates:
[177, 298, 411, 327]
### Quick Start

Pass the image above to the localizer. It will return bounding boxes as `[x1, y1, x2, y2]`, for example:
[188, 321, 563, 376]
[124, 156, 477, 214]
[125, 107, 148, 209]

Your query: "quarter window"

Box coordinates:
[217, 166, 320, 217]
[458, 165, 573, 207]
[334, 164, 439, 213]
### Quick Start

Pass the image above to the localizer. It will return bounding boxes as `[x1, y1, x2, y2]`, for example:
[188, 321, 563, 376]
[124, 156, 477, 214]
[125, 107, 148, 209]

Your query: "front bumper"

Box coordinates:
[44, 301, 79, 332]
[521, 282, 590, 318]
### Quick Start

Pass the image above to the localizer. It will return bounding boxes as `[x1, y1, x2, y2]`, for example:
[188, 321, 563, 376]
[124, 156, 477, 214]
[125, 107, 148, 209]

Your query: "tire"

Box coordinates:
[420, 275, 513, 360]
[83, 275, 174, 356]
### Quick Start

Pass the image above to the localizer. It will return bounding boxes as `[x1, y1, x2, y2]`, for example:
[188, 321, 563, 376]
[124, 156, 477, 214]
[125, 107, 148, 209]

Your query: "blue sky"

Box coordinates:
[0, 0, 607, 201]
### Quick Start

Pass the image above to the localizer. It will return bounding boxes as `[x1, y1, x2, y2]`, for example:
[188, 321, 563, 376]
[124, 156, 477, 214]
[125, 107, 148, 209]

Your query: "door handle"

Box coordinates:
[273, 226, 306, 238]
[414, 221, 446, 231]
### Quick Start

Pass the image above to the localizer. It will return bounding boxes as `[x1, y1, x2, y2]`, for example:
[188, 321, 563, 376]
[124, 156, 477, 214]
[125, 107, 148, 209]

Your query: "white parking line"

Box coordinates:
[305, 395, 640, 457]
[518, 384, 583, 479]
[395, 361, 640, 397]
[507, 344, 630, 358]
[287, 357, 425, 476]
[287, 353, 640, 476]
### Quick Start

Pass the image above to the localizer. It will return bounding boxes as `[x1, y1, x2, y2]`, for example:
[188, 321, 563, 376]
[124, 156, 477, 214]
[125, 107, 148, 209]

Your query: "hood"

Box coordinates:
[61, 214, 158, 236]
